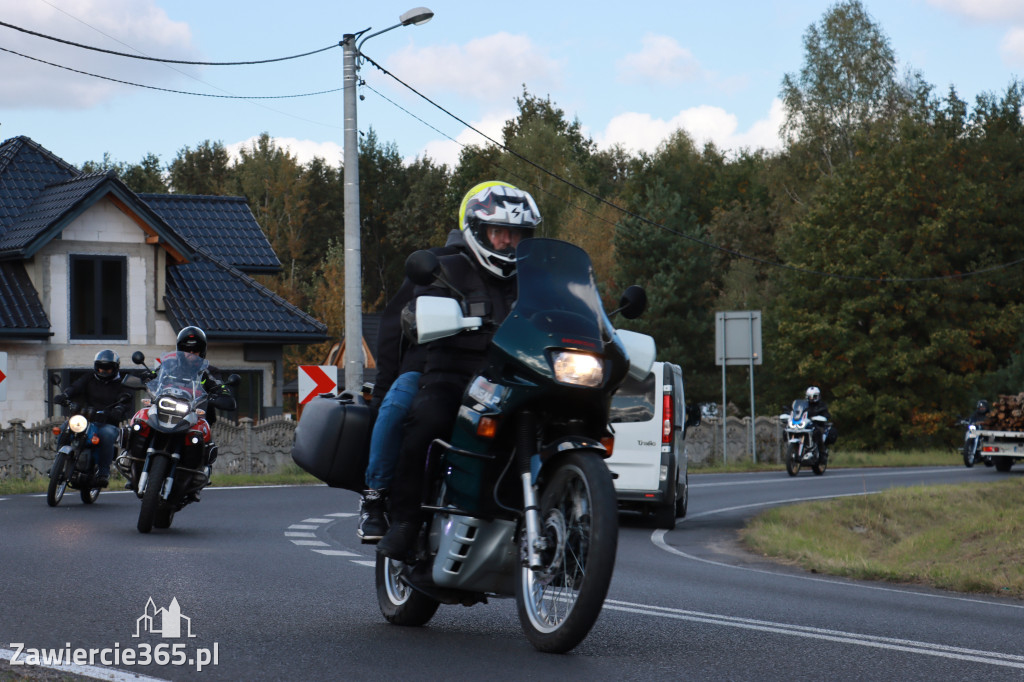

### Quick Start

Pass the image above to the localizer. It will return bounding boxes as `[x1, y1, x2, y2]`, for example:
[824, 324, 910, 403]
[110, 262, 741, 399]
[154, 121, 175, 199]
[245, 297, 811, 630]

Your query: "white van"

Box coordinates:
[607, 361, 697, 530]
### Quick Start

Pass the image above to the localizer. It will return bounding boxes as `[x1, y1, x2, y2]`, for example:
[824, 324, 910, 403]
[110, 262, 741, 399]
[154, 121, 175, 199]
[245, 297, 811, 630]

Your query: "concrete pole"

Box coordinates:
[342, 33, 363, 391]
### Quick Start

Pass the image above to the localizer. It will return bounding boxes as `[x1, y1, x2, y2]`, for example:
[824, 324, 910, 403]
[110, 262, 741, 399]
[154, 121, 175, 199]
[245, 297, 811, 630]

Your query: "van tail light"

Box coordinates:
[662, 394, 673, 443]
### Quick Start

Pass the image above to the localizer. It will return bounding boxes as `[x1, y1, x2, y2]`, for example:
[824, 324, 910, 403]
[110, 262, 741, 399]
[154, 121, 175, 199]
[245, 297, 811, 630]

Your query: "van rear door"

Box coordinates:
[608, 363, 664, 493]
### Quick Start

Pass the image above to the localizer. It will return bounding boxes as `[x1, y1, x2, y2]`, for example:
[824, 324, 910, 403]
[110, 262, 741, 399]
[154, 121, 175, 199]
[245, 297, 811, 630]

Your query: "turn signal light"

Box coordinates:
[51, 426, 61, 436]
[90, 435, 101, 446]
[476, 416, 498, 439]
[601, 436, 614, 456]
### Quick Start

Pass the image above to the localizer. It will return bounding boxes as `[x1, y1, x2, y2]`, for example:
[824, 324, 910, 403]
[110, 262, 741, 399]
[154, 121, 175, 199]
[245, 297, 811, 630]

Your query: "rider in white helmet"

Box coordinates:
[805, 386, 834, 456]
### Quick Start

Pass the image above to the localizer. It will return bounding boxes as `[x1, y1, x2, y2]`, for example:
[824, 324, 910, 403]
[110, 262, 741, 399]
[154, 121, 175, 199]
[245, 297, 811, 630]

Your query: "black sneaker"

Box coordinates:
[357, 489, 388, 542]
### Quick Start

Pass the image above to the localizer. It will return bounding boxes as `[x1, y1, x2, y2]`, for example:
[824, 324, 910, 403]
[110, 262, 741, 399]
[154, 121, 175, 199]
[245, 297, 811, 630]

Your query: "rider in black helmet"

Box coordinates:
[53, 350, 134, 487]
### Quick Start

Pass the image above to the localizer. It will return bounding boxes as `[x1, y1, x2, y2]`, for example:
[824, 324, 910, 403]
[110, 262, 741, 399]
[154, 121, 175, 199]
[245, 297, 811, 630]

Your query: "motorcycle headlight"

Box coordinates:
[157, 396, 190, 416]
[69, 414, 88, 433]
[551, 351, 604, 387]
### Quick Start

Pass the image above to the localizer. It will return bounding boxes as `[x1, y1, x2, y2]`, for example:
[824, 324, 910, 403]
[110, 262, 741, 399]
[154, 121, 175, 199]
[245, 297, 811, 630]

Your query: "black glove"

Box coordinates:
[54, 394, 69, 406]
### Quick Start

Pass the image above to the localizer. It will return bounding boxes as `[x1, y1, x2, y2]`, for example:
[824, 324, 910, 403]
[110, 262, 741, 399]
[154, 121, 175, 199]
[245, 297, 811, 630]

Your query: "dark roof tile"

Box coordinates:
[0, 261, 51, 338]
[164, 252, 326, 342]
[140, 194, 281, 273]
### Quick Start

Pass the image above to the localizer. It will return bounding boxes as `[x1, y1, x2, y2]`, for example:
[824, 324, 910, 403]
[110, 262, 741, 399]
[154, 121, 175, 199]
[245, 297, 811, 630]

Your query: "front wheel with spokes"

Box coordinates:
[515, 451, 618, 654]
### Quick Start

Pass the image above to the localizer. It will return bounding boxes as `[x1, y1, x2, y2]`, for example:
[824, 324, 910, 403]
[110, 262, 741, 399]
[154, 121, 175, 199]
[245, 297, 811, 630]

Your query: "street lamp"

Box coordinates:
[341, 7, 434, 390]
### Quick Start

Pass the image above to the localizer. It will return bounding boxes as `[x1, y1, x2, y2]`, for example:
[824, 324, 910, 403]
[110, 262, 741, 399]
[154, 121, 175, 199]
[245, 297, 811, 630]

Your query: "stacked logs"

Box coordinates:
[983, 394, 1024, 430]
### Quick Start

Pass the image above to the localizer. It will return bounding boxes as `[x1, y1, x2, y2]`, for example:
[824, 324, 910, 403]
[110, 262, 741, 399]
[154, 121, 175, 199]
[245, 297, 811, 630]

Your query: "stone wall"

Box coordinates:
[685, 415, 787, 465]
[1, 413, 790, 480]
[0, 416, 300, 480]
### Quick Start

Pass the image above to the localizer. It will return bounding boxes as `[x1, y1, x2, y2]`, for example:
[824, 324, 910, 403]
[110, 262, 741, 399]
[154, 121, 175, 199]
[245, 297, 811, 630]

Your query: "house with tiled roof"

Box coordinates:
[0, 136, 328, 427]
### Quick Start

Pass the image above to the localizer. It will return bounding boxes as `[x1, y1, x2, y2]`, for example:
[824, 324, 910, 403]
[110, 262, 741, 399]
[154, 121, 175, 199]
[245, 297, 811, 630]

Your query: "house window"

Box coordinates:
[70, 255, 127, 340]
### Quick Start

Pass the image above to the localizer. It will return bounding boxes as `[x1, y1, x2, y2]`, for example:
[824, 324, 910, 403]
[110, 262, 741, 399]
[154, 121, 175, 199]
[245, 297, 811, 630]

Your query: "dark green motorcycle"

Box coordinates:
[376, 238, 655, 653]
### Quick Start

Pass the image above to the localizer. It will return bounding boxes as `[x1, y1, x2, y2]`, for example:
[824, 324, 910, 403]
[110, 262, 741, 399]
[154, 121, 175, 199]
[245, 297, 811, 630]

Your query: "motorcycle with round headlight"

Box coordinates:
[375, 238, 655, 653]
[46, 376, 112, 507]
[118, 350, 237, 533]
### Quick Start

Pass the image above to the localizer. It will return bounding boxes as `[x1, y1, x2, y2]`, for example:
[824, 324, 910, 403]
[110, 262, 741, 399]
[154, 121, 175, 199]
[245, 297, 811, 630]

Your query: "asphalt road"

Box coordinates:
[1, 465, 1022, 681]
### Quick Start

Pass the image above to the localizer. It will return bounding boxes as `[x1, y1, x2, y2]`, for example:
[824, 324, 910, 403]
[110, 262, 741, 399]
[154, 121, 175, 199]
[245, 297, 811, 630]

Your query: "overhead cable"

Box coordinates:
[0, 19, 338, 65]
[0, 46, 341, 99]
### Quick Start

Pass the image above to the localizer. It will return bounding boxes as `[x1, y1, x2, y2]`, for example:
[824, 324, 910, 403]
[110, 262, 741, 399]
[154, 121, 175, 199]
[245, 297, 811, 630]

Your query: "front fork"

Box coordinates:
[138, 448, 181, 500]
[516, 411, 546, 571]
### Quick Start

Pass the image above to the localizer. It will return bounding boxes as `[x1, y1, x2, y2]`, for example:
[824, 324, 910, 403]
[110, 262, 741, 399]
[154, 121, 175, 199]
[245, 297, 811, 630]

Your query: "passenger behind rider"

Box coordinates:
[53, 350, 134, 488]
[357, 229, 468, 542]
[804, 386, 834, 457]
[377, 181, 542, 560]
[174, 326, 237, 499]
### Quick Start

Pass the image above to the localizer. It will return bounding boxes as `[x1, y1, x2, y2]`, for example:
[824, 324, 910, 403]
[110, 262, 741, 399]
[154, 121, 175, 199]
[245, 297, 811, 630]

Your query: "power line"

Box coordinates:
[360, 52, 1024, 285]
[0, 19, 338, 65]
[0, 46, 341, 99]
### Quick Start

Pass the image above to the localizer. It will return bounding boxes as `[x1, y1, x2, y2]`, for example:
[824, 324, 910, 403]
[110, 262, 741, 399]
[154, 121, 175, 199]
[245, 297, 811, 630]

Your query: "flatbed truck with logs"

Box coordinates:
[976, 429, 1024, 472]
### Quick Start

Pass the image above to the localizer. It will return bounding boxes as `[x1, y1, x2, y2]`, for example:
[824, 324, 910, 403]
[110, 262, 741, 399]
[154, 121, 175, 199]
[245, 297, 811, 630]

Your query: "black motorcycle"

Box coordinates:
[47, 375, 116, 507]
[781, 398, 830, 476]
[375, 238, 655, 653]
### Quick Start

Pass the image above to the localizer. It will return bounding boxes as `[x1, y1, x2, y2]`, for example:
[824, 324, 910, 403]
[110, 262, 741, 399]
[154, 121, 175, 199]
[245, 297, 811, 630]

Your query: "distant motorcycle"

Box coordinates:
[47, 376, 113, 507]
[117, 350, 237, 533]
[781, 398, 830, 476]
[957, 418, 992, 468]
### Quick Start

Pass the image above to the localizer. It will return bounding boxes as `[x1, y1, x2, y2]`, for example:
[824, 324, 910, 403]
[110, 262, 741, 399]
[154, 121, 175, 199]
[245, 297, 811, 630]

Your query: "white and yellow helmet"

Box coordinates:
[458, 181, 542, 279]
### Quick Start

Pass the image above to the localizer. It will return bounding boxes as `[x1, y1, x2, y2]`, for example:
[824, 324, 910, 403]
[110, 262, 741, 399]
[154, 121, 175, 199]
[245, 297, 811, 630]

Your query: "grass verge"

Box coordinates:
[740, 477, 1024, 599]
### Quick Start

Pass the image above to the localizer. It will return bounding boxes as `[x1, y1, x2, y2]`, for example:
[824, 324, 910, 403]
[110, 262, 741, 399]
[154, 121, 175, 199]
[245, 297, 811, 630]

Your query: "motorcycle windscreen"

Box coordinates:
[497, 238, 607, 358]
[791, 399, 809, 420]
[148, 351, 209, 411]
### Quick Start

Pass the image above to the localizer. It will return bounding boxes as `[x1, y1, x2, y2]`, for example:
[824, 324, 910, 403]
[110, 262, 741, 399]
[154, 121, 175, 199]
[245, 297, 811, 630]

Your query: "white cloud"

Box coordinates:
[226, 136, 343, 167]
[595, 99, 785, 155]
[386, 33, 562, 104]
[616, 34, 702, 85]
[0, 0, 198, 109]
[926, 0, 1024, 22]
[1000, 27, 1024, 67]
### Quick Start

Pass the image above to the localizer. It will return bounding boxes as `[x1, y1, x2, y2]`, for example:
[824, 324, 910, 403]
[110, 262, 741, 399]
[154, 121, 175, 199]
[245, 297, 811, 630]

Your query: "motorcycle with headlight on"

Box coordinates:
[118, 350, 237, 533]
[374, 238, 655, 653]
[781, 398, 830, 476]
[46, 376, 111, 507]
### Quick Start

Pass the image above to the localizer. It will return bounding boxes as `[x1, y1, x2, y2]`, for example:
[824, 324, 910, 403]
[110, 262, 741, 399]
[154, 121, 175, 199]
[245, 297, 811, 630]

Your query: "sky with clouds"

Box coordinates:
[0, 0, 1022, 170]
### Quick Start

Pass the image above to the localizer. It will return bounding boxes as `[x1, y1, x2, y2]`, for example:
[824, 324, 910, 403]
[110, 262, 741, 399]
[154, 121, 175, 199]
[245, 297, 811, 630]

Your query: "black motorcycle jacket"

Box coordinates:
[201, 364, 235, 424]
[410, 250, 517, 386]
[807, 400, 831, 422]
[60, 374, 134, 426]
[372, 230, 467, 404]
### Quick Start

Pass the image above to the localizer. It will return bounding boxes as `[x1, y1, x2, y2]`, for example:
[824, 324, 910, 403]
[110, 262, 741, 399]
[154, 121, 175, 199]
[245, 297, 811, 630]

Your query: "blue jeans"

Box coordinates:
[365, 371, 421, 490]
[95, 423, 119, 477]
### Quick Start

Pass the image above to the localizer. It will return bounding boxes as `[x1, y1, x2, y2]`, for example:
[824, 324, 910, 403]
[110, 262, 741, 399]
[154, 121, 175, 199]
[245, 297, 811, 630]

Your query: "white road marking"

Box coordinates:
[288, 524, 318, 530]
[284, 532, 316, 538]
[602, 601, 1024, 669]
[326, 512, 356, 517]
[351, 560, 377, 567]
[313, 549, 359, 557]
[0, 648, 170, 681]
[289, 540, 329, 546]
[301, 518, 332, 523]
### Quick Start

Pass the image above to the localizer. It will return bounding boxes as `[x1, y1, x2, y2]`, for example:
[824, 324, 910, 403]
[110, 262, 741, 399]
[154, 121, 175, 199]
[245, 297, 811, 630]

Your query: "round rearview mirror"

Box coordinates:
[405, 250, 441, 286]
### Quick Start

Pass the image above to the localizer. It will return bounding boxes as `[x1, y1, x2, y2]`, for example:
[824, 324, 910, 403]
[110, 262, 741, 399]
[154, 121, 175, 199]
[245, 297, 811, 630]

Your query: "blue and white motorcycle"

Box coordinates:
[781, 398, 830, 476]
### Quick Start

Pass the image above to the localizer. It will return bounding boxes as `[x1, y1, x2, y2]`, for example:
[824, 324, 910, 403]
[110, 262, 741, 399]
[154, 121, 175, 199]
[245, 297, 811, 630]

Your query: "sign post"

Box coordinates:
[715, 311, 763, 463]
